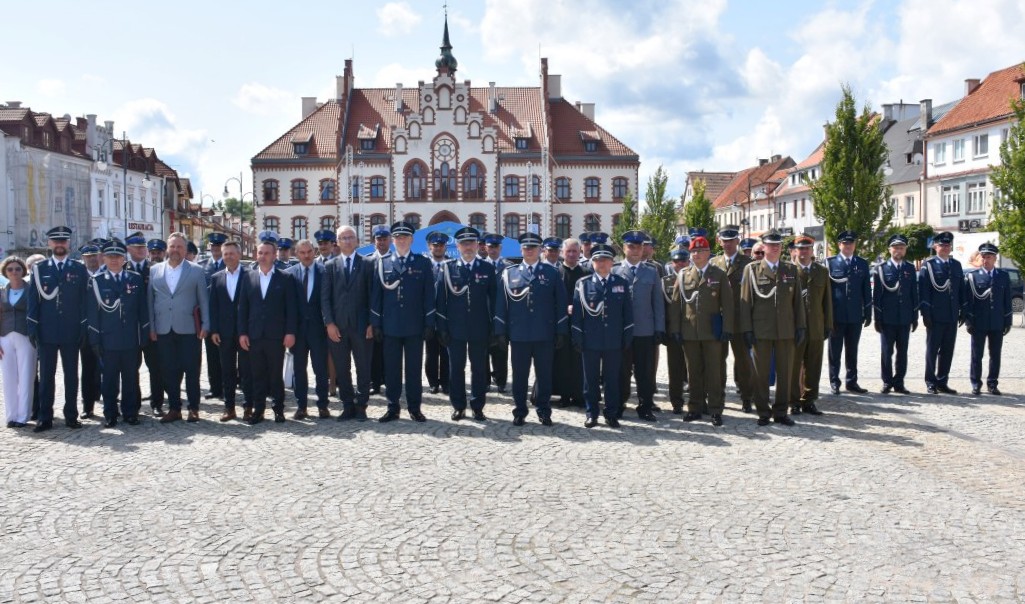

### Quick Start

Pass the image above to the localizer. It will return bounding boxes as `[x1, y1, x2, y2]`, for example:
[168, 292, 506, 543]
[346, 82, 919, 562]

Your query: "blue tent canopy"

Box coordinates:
[356, 221, 523, 258]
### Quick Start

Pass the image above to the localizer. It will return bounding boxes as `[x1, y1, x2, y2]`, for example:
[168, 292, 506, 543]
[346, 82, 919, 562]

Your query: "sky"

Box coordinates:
[3, 0, 1024, 205]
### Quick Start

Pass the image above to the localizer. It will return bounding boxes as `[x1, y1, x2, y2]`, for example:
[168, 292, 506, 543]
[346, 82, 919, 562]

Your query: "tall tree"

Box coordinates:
[810, 85, 894, 262]
[894, 223, 936, 263]
[680, 177, 718, 251]
[638, 166, 677, 261]
[220, 197, 254, 224]
[613, 191, 638, 245]
[989, 87, 1025, 270]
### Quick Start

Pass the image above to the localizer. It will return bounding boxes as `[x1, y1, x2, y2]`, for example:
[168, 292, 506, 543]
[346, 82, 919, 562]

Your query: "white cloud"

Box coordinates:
[36, 78, 66, 96]
[377, 2, 422, 37]
[231, 82, 296, 117]
[369, 62, 436, 88]
[114, 99, 208, 157]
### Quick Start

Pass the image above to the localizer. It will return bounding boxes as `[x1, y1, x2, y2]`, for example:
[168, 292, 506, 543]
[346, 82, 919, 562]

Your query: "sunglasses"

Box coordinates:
[5, 266, 25, 273]
[754, 251, 765, 256]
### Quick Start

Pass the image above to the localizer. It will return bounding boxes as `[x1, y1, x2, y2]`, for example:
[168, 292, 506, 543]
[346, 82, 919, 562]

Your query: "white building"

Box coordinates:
[711, 155, 794, 239]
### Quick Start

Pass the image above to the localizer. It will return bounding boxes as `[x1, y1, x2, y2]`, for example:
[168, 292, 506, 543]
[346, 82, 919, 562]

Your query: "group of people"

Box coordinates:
[0, 220, 1013, 433]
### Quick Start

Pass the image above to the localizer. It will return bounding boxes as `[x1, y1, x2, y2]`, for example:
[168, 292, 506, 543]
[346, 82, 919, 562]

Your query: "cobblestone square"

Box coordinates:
[2, 326, 1025, 602]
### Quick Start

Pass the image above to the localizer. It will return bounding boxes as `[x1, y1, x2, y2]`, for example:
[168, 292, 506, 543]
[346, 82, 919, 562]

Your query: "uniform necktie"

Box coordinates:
[57, 261, 64, 274]
[526, 265, 533, 279]
[345, 256, 352, 274]
[115, 273, 121, 285]
[600, 277, 608, 292]
[302, 267, 309, 299]
[630, 265, 637, 278]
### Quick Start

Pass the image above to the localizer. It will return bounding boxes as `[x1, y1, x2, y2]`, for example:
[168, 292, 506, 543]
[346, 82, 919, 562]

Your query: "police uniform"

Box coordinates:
[27, 226, 90, 431]
[662, 248, 689, 413]
[739, 238, 757, 257]
[275, 238, 297, 270]
[86, 242, 149, 426]
[616, 230, 665, 420]
[78, 243, 103, 419]
[571, 244, 632, 427]
[964, 243, 1012, 395]
[370, 221, 437, 422]
[789, 235, 833, 415]
[436, 227, 497, 419]
[314, 229, 338, 265]
[826, 230, 872, 393]
[710, 225, 754, 409]
[919, 231, 964, 394]
[482, 232, 510, 391]
[368, 225, 392, 394]
[873, 234, 919, 393]
[199, 232, 227, 402]
[739, 230, 806, 424]
[424, 231, 452, 394]
[493, 232, 569, 425]
[138, 238, 166, 413]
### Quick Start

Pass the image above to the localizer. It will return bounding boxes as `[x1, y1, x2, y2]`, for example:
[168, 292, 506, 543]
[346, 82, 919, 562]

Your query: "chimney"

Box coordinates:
[85, 114, 97, 151]
[919, 99, 933, 128]
[489, 82, 498, 113]
[337, 59, 354, 101]
[578, 102, 595, 121]
[965, 78, 981, 96]
[395, 83, 403, 112]
[547, 74, 562, 99]
[770, 154, 781, 163]
[882, 103, 893, 122]
[301, 97, 318, 119]
[336, 76, 345, 100]
[104, 120, 114, 135]
[5, 101, 21, 108]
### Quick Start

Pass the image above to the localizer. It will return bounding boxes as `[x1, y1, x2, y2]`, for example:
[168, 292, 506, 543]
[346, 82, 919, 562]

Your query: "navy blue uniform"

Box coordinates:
[826, 255, 872, 389]
[86, 271, 149, 422]
[436, 258, 497, 413]
[126, 258, 164, 411]
[79, 268, 103, 416]
[571, 273, 633, 420]
[370, 253, 437, 415]
[27, 257, 89, 425]
[485, 257, 509, 389]
[873, 260, 919, 389]
[494, 262, 569, 420]
[209, 266, 252, 412]
[919, 256, 964, 389]
[424, 258, 450, 392]
[964, 269, 1012, 390]
[286, 262, 330, 412]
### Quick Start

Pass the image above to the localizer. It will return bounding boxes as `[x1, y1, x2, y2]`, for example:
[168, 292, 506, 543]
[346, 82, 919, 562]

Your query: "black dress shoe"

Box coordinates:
[802, 403, 823, 416]
[441, 386, 449, 395]
[204, 393, 219, 400]
[248, 415, 264, 425]
[584, 416, 598, 428]
[894, 386, 911, 394]
[512, 416, 526, 426]
[429, 385, 441, 394]
[34, 422, 53, 433]
[972, 386, 982, 396]
[410, 411, 427, 422]
[790, 405, 802, 415]
[846, 383, 868, 394]
[671, 406, 683, 415]
[682, 412, 702, 422]
[369, 386, 381, 395]
[274, 412, 286, 423]
[80, 411, 95, 419]
[756, 417, 770, 426]
[472, 410, 487, 421]
[5, 421, 14, 429]
[104, 418, 118, 428]
[881, 385, 892, 394]
[989, 387, 1002, 396]
[938, 385, 958, 394]
[152, 406, 165, 417]
[337, 409, 357, 421]
[637, 411, 657, 422]
[553, 397, 572, 408]
[125, 417, 140, 426]
[830, 384, 840, 395]
[710, 414, 723, 427]
[356, 407, 368, 421]
[539, 416, 553, 426]
[773, 416, 796, 426]
[451, 409, 465, 421]
[65, 419, 83, 429]
[741, 400, 753, 413]
[604, 416, 620, 428]
[378, 411, 400, 423]
[651, 404, 662, 413]
[927, 386, 939, 395]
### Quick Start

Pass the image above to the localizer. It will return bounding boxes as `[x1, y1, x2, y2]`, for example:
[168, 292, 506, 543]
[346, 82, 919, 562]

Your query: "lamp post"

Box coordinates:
[224, 172, 257, 228]
[93, 132, 152, 239]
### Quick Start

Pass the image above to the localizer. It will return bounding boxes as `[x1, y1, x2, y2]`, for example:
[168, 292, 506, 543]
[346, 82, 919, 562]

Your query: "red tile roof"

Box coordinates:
[929, 62, 1025, 136]
[548, 97, 635, 156]
[688, 171, 736, 202]
[0, 107, 30, 122]
[253, 100, 342, 161]
[792, 142, 824, 171]
[712, 156, 796, 209]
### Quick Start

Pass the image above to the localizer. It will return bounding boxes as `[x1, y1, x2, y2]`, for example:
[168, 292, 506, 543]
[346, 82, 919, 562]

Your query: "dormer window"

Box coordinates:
[584, 141, 598, 153]
[293, 142, 309, 155]
[1020, 81, 1025, 99]
[291, 131, 313, 156]
[579, 130, 601, 153]
[357, 123, 380, 152]
[515, 138, 528, 150]
[511, 124, 531, 151]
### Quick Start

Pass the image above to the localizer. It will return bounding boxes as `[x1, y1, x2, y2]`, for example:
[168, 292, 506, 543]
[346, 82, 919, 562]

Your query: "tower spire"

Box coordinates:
[435, 10, 458, 75]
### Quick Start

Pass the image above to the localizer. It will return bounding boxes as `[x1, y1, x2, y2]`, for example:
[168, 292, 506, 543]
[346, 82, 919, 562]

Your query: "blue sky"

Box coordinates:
[3, 0, 1023, 205]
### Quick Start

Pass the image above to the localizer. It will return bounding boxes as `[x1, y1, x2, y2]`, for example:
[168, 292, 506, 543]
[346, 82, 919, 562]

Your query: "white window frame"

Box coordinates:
[941, 184, 960, 215]
[904, 195, 915, 218]
[966, 180, 988, 214]
[953, 139, 965, 162]
[973, 133, 988, 158]
[97, 187, 105, 217]
[933, 142, 946, 165]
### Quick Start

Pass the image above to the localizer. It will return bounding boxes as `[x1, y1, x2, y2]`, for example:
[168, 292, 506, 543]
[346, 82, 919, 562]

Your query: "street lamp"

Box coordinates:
[93, 132, 152, 239]
[224, 172, 257, 228]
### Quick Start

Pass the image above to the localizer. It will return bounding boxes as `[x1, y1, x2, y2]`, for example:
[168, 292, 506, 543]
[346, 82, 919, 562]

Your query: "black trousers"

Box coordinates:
[292, 335, 330, 409]
[510, 341, 553, 419]
[80, 338, 100, 412]
[552, 341, 584, 403]
[371, 339, 385, 389]
[424, 335, 450, 388]
[620, 336, 656, 413]
[879, 324, 911, 388]
[204, 335, 223, 397]
[157, 332, 201, 412]
[489, 339, 508, 387]
[924, 321, 957, 388]
[250, 338, 286, 414]
[828, 321, 863, 387]
[384, 335, 424, 414]
[218, 337, 252, 408]
[970, 329, 1003, 388]
[101, 349, 140, 421]
[38, 341, 79, 423]
[137, 340, 163, 408]
[447, 338, 489, 412]
[582, 348, 622, 419]
[329, 326, 372, 410]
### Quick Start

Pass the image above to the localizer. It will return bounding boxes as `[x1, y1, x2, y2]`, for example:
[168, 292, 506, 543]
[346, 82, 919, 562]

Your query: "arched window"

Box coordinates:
[321, 216, 336, 232]
[462, 162, 485, 199]
[527, 213, 542, 233]
[531, 175, 541, 199]
[611, 214, 622, 232]
[291, 179, 308, 202]
[504, 175, 520, 198]
[555, 214, 571, 239]
[469, 213, 487, 232]
[584, 177, 600, 200]
[433, 162, 457, 200]
[264, 216, 280, 232]
[406, 162, 426, 200]
[555, 177, 570, 201]
[370, 176, 386, 199]
[292, 216, 308, 240]
[404, 213, 422, 231]
[320, 179, 336, 201]
[503, 213, 521, 238]
[262, 180, 279, 202]
[612, 177, 628, 200]
[584, 214, 601, 233]
[370, 213, 387, 228]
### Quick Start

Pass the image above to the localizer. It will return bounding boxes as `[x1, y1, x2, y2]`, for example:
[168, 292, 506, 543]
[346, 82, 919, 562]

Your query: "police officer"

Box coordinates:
[481, 232, 509, 392]
[542, 237, 562, 267]
[789, 235, 832, 416]
[147, 238, 166, 264]
[367, 225, 392, 395]
[675, 236, 734, 426]
[494, 232, 569, 426]
[186, 240, 199, 262]
[201, 232, 227, 402]
[642, 234, 666, 278]
[27, 226, 90, 432]
[739, 238, 757, 257]
[578, 232, 594, 265]
[78, 243, 103, 419]
[141, 238, 166, 414]
[86, 240, 149, 427]
[436, 227, 497, 421]
[662, 248, 690, 413]
[964, 242, 1012, 396]
[826, 230, 872, 395]
[424, 230, 451, 395]
[873, 234, 919, 394]
[371, 221, 436, 422]
[553, 237, 590, 407]
[616, 230, 664, 420]
[315, 229, 337, 264]
[919, 231, 964, 394]
[276, 238, 296, 270]
[571, 243, 632, 428]
[710, 225, 754, 411]
[739, 230, 806, 426]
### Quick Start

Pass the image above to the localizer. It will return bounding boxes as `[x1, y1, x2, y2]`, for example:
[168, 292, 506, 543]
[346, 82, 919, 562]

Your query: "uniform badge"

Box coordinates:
[612, 285, 624, 293]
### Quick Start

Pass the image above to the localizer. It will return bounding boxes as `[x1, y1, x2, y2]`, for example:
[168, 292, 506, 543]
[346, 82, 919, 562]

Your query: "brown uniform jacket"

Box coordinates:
[739, 259, 806, 339]
[796, 262, 833, 341]
[710, 252, 751, 332]
[675, 263, 735, 340]
[662, 273, 683, 336]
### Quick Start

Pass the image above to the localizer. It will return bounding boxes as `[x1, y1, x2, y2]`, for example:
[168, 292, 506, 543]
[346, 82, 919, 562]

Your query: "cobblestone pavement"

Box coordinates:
[2, 325, 1025, 602]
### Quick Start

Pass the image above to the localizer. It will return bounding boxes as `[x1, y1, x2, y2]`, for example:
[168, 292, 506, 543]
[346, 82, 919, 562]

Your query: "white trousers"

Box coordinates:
[1, 332, 36, 423]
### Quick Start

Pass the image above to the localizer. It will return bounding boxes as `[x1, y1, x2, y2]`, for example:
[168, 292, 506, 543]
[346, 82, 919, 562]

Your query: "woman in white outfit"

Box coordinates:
[0, 256, 36, 428]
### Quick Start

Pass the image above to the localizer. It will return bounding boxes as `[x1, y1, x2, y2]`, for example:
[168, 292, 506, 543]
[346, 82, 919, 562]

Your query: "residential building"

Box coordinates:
[712, 155, 795, 239]
[678, 170, 735, 234]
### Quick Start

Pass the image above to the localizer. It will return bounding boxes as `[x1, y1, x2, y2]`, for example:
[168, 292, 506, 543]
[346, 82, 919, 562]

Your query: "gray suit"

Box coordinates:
[615, 261, 665, 415]
[147, 260, 210, 412]
[321, 253, 375, 410]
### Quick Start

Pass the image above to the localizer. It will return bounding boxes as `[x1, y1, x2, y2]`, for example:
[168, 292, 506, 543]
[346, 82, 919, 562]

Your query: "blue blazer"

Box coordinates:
[571, 273, 633, 351]
[208, 266, 247, 341]
[873, 260, 919, 326]
[237, 268, 297, 341]
[827, 255, 872, 324]
[494, 262, 568, 342]
[286, 262, 327, 345]
[918, 256, 964, 324]
[370, 253, 437, 337]
[435, 258, 497, 342]
[27, 257, 89, 344]
[86, 270, 149, 351]
[964, 269, 1012, 332]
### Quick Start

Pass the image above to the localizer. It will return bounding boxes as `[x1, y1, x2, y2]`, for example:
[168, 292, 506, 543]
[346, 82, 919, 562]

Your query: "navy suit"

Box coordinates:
[200, 257, 225, 398]
[873, 260, 919, 389]
[485, 257, 509, 389]
[286, 262, 329, 410]
[571, 273, 633, 420]
[436, 258, 497, 413]
[238, 268, 297, 415]
[371, 253, 437, 415]
[424, 258, 451, 391]
[27, 257, 89, 424]
[126, 258, 163, 410]
[964, 268, 1012, 389]
[494, 262, 568, 420]
[209, 266, 252, 411]
[79, 269, 103, 416]
[322, 253, 375, 411]
[919, 256, 964, 389]
[86, 271, 149, 422]
[826, 254, 872, 388]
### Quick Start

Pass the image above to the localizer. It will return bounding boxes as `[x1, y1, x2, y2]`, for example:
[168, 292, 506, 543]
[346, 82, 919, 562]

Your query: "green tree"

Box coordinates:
[894, 223, 936, 263]
[680, 177, 719, 252]
[638, 165, 677, 261]
[613, 191, 638, 245]
[220, 197, 254, 223]
[810, 84, 894, 263]
[989, 87, 1025, 270]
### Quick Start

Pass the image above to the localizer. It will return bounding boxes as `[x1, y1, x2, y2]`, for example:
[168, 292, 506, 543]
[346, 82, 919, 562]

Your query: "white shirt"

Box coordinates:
[165, 262, 184, 294]
[259, 268, 274, 299]
[225, 266, 241, 302]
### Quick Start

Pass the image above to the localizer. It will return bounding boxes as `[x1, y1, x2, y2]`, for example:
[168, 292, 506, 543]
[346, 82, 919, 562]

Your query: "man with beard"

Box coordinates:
[873, 234, 919, 395]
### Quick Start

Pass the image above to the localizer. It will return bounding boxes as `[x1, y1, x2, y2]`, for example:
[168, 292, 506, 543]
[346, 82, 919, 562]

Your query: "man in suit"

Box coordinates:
[201, 232, 227, 402]
[436, 227, 498, 421]
[482, 232, 509, 392]
[919, 231, 964, 394]
[964, 242, 1012, 396]
[710, 225, 754, 412]
[86, 241, 149, 428]
[208, 240, 252, 422]
[616, 230, 665, 421]
[315, 229, 337, 264]
[371, 221, 437, 423]
[423, 231, 451, 395]
[323, 225, 375, 421]
[789, 235, 833, 416]
[368, 225, 392, 395]
[148, 232, 210, 423]
[286, 239, 330, 419]
[826, 230, 872, 395]
[873, 234, 919, 394]
[739, 230, 806, 426]
[553, 238, 589, 407]
[78, 243, 103, 420]
[27, 226, 90, 432]
[239, 238, 297, 423]
[571, 243, 633, 428]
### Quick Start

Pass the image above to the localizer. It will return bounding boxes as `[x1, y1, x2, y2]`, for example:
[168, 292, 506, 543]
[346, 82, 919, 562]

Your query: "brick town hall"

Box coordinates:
[251, 17, 639, 242]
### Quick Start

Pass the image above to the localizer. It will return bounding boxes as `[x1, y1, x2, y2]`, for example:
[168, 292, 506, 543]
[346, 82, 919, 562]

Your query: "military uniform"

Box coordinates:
[873, 237, 919, 393]
[964, 243, 1012, 395]
[919, 232, 964, 393]
[200, 232, 227, 402]
[78, 243, 103, 418]
[789, 248, 833, 414]
[710, 242, 754, 407]
[126, 242, 166, 413]
[661, 258, 688, 412]
[826, 233, 872, 393]
[482, 233, 509, 391]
